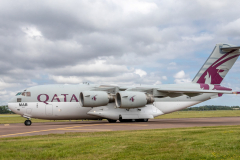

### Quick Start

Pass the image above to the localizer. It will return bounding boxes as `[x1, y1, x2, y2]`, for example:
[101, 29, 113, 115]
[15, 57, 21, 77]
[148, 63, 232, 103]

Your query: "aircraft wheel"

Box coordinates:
[119, 119, 125, 122]
[143, 119, 148, 122]
[107, 119, 117, 123]
[119, 119, 133, 122]
[136, 119, 148, 122]
[24, 120, 32, 126]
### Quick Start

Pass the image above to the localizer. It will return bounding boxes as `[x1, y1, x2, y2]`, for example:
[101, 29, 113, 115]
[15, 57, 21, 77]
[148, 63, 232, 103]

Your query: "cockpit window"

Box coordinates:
[26, 92, 31, 97]
[16, 92, 22, 96]
[15, 92, 31, 97]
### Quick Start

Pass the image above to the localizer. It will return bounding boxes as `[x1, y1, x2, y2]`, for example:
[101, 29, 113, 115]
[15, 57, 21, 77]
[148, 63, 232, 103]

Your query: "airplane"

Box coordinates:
[8, 43, 240, 126]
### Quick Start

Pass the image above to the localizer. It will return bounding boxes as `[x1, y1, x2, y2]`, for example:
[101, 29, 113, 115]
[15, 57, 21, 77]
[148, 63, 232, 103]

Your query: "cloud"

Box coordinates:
[167, 62, 177, 70]
[21, 26, 43, 38]
[47, 60, 132, 77]
[174, 70, 191, 84]
[162, 76, 167, 80]
[134, 69, 147, 77]
[154, 80, 162, 85]
[218, 18, 240, 38]
[0, 0, 240, 106]
[49, 73, 140, 85]
[114, 0, 158, 15]
[0, 79, 20, 90]
[174, 78, 192, 84]
[174, 70, 187, 79]
[182, 33, 213, 43]
[49, 75, 82, 84]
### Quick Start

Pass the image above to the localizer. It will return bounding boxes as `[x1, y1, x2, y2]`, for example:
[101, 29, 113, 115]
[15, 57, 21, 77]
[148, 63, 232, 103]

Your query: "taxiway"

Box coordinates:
[1, 117, 240, 138]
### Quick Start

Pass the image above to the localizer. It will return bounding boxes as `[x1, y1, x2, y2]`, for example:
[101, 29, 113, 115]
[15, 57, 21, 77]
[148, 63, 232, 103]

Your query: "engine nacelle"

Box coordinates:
[80, 91, 113, 107]
[115, 91, 154, 108]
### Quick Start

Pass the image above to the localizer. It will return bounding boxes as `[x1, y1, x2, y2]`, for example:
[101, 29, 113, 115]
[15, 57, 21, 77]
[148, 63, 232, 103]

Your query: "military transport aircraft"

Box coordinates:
[8, 44, 240, 126]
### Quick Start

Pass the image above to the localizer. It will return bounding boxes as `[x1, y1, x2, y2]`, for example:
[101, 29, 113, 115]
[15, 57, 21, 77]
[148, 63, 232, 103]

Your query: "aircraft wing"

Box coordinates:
[157, 88, 238, 94]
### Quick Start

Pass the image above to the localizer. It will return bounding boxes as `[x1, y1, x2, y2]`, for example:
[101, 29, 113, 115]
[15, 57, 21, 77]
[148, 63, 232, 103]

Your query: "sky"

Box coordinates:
[1, 0, 240, 106]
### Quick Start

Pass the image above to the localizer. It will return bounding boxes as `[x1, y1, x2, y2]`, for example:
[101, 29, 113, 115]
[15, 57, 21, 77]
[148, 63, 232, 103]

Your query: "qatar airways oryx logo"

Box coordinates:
[197, 50, 240, 84]
[92, 95, 97, 101]
[129, 96, 135, 102]
[204, 69, 225, 84]
[204, 72, 211, 84]
[37, 94, 79, 104]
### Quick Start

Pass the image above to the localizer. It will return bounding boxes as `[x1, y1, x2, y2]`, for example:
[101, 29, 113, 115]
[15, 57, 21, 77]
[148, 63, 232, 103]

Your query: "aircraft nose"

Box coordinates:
[8, 103, 13, 111]
[8, 97, 17, 112]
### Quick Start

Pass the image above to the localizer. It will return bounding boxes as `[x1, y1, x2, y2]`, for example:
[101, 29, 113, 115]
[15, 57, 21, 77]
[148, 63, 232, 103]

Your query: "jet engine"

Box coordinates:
[80, 91, 114, 107]
[115, 91, 154, 108]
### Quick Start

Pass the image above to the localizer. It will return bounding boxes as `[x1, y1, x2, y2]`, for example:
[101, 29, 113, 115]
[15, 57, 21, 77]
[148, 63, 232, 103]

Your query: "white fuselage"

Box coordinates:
[8, 83, 217, 120]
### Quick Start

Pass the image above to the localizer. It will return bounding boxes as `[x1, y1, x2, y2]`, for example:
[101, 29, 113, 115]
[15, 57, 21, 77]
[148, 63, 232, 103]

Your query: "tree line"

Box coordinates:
[182, 105, 240, 111]
[0, 105, 15, 114]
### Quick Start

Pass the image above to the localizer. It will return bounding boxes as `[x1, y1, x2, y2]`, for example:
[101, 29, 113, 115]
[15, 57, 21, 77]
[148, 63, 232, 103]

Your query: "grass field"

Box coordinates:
[1, 110, 240, 124]
[155, 110, 240, 119]
[0, 125, 240, 159]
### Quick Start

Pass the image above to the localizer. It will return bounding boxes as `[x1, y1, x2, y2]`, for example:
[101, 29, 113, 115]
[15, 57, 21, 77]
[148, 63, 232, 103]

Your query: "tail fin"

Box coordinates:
[192, 44, 240, 84]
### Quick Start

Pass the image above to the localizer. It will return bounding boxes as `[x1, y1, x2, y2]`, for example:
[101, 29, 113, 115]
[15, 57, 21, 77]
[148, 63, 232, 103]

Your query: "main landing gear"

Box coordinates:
[120, 119, 148, 122]
[119, 119, 135, 122]
[107, 119, 149, 123]
[24, 119, 32, 126]
[136, 119, 148, 122]
[107, 119, 117, 123]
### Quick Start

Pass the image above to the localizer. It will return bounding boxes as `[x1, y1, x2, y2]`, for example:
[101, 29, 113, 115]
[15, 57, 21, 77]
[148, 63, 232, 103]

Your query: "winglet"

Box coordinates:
[221, 46, 240, 52]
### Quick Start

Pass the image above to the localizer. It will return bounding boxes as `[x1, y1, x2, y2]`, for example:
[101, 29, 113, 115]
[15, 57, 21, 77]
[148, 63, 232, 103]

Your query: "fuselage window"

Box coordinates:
[22, 92, 25, 96]
[17, 98, 21, 102]
[26, 92, 31, 97]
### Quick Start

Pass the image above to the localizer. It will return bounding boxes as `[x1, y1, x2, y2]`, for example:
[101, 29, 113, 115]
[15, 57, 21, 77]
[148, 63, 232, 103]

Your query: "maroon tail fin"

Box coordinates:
[192, 44, 240, 84]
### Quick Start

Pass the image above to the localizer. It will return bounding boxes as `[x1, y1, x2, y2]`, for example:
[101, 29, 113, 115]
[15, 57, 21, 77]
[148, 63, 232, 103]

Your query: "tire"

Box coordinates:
[136, 119, 148, 122]
[107, 119, 117, 123]
[119, 119, 125, 122]
[24, 120, 32, 126]
[119, 119, 134, 122]
[143, 119, 148, 122]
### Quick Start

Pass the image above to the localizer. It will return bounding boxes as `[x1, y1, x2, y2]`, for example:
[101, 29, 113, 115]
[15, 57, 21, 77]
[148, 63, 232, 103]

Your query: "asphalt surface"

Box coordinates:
[1, 117, 240, 138]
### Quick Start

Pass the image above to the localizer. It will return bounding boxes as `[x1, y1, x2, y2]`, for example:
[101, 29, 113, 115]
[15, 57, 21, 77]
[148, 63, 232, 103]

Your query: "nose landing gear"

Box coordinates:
[24, 119, 32, 126]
